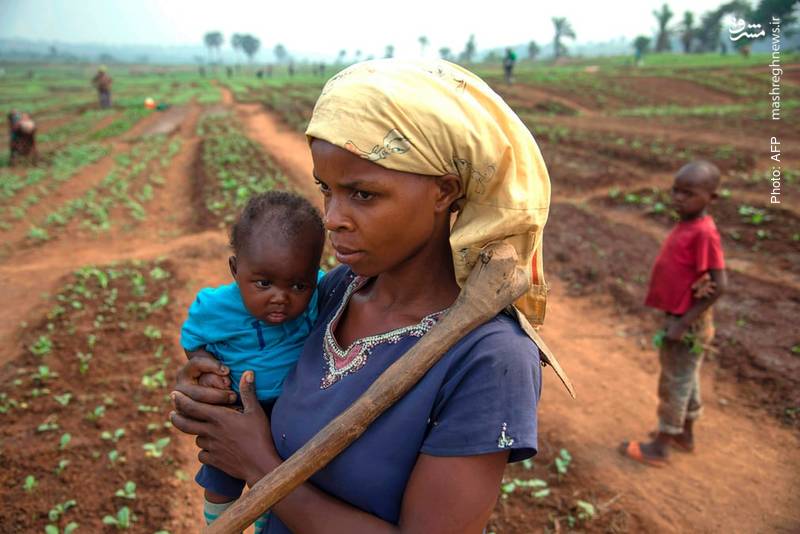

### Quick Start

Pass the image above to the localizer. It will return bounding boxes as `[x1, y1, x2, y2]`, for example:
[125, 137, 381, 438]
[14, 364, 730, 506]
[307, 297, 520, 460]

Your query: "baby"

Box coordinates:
[180, 191, 325, 530]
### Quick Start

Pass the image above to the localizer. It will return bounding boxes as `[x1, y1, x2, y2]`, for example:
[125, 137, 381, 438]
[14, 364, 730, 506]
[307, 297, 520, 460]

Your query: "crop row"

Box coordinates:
[195, 113, 287, 226]
[0, 260, 181, 532]
[27, 135, 181, 243]
[526, 120, 754, 171]
[0, 144, 110, 229]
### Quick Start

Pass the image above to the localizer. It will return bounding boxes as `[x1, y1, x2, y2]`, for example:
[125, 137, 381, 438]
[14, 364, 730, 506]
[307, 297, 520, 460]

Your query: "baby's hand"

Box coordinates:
[692, 273, 716, 299]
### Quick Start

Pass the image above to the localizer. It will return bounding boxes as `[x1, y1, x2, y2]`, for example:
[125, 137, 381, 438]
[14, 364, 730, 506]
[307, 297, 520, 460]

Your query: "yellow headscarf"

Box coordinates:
[306, 59, 573, 395]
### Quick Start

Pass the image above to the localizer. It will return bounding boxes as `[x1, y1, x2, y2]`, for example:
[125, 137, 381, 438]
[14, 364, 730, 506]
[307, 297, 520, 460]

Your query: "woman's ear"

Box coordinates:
[229, 256, 238, 279]
[434, 174, 463, 214]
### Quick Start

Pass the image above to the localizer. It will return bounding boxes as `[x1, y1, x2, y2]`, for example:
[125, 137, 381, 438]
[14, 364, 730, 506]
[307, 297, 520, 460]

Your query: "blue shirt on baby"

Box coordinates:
[180, 270, 324, 400]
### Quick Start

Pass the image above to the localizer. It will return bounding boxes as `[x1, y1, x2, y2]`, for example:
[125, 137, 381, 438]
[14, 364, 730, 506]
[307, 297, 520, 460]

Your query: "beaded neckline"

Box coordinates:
[320, 275, 446, 389]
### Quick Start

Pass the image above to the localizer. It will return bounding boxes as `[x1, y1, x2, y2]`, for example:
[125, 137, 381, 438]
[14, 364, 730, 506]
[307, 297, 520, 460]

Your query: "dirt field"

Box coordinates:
[1, 62, 798, 533]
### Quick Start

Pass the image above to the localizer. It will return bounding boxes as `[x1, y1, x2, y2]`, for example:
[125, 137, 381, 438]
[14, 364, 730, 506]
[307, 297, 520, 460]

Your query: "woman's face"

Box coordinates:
[310, 139, 460, 277]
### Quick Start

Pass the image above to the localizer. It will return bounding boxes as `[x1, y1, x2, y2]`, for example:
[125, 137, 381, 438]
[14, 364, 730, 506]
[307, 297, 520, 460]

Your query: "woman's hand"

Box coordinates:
[171, 371, 279, 485]
[176, 350, 236, 405]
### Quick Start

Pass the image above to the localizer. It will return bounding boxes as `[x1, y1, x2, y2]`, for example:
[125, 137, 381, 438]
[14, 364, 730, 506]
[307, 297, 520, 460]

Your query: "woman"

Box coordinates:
[171, 58, 565, 533]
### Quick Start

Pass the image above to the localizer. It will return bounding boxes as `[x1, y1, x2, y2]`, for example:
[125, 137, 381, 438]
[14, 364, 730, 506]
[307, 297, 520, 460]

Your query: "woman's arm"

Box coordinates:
[170, 372, 508, 534]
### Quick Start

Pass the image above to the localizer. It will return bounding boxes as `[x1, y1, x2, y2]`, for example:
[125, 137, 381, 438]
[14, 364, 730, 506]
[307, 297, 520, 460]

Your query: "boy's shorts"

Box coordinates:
[195, 399, 276, 499]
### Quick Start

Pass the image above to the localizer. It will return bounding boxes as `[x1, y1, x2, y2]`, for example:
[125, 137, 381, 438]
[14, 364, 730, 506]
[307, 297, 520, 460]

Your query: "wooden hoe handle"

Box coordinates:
[206, 242, 529, 533]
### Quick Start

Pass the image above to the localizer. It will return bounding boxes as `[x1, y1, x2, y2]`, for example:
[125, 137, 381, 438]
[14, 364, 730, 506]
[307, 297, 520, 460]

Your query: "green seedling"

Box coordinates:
[115, 481, 137, 500]
[23, 474, 37, 492]
[143, 437, 170, 458]
[48, 499, 76, 521]
[54, 458, 70, 476]
[101, 428, 126, 443]
[143, 325, 162, 339]
[554, 448, 572, 478]
[30, 335, 53, 357]
[575, 500, 596, 521]
[102, 506, 134, 530]
[738, 204, 767, 225]
[59, 433, 71, 450]
[137, 404, 159, 413]
[37, 416, 60, 433]
[45, 523, 78, 534]
[501, 477, 549, 499]
[33, 365, 58, 383]
[142, 370, 167, 390]
[85, 404, 106, 423]
[76, 351, 92, 374]
[30, 387, 50, 398]
[108, 449, 126, 465]
[149, 266, 170, 280]
[54, 393, 72, 406]
[28, 225, 50, 242]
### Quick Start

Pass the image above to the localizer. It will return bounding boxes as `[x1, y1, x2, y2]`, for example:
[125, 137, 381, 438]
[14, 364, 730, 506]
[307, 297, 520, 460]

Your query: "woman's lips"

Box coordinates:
[332, 243, 364, 263]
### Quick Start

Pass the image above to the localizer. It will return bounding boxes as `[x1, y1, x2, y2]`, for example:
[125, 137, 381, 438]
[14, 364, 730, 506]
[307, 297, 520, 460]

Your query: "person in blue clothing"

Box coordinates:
[170, 58, 568, 533]
[180, 190, 325, 531]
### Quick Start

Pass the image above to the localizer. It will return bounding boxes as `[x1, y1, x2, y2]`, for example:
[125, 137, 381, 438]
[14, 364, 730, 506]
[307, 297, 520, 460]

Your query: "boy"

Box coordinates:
[620, 160, 727, 466]
[180, 191, 325, 530]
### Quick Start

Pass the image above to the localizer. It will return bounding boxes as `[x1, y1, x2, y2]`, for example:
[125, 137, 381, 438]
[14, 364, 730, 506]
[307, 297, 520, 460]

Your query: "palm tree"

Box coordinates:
[460, 34, 476, 63]
[385, 45, 395, 58]
[528, 41, 540, 60]
[653, 3, 674, 52]
[203, 31, 223, 64]
[551, 17, 575, 59]
[337, 49, 347, 64]
[274, 44, 288, 64]
[680, 11, 695, 53]
[418, 36, 429, 56]
[439, 47, 452, 61]
[241, 35, 260, 63]
[355, 49, 362, 61]
[231, 33, 244, 64]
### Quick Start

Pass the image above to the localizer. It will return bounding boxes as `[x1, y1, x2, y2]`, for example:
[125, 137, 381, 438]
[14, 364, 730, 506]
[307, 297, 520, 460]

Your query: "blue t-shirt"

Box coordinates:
[180, 271, 324, 400]
[264, 266, 541, 532]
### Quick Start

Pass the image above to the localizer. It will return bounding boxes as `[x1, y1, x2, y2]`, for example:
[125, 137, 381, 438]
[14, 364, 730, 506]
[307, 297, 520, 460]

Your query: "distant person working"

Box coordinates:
[503, 47, 517, 85]
[92, 66, 113, 108]
[7, 109, 37, 166]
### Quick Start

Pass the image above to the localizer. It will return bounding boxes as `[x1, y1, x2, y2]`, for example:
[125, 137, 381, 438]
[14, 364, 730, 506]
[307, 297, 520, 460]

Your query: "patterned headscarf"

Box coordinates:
[306, 59, 573, 395]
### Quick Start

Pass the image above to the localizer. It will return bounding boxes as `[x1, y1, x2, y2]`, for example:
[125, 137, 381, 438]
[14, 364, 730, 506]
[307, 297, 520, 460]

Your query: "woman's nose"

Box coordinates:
[323, 197, 353, 232]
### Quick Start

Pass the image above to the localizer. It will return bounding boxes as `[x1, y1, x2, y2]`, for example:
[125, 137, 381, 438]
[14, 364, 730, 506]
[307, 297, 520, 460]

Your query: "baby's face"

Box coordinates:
[231, 238, 318, 325]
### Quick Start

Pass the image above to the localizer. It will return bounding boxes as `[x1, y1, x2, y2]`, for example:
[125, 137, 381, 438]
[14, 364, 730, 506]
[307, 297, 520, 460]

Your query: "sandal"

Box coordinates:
[647, 431, 695, 453]
[619, 441, 667, 467]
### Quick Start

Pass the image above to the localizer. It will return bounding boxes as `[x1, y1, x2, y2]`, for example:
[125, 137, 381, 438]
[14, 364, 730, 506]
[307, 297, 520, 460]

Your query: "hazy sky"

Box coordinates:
[1, 0, 739, 59]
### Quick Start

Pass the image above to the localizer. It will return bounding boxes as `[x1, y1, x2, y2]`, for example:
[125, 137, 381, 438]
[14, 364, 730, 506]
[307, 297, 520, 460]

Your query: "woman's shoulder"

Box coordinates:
[454, 310, 541, 365]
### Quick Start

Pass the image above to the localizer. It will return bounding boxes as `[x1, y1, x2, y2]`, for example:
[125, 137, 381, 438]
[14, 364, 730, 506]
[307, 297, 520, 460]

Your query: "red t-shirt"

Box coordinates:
[645, 215, 725, 315]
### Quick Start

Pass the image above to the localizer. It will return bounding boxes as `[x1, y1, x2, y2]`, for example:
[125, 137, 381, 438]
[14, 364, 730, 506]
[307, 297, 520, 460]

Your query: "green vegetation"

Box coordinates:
[196, 113, 286, 225]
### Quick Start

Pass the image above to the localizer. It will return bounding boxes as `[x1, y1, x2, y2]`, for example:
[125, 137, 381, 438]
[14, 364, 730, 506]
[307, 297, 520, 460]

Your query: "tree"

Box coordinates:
[385, 45, 394, 58]
[551, 17, 575, 59]
[695, 1, 752, 52]
[355, 49, 362, 61]
[241, 35, 260, 63]
[633, 35, 652, 63]
[418, 36, 429, 56]
[680, 11, 695, 53]
[653, 3, 674, 52]
[460, 34, 476, 63]
[231, 33, 244, 64]
[752, 0, 799, 30]
[274, 44, 288, 63]
[527, 41, 540, 60]
[203, 31, 224, 63]
[439, 47, 453, 61]
[337, 49, 346, 63]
